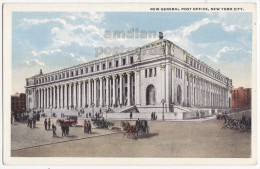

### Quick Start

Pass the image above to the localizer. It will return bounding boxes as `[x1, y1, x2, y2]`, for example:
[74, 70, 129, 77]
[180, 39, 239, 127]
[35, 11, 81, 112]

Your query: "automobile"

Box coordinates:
[56, 115, 78, 127]
[216, 112, 227, 120]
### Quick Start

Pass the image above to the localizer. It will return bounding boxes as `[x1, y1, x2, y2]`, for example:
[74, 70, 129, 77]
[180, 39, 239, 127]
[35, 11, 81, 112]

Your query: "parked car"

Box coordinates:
[56, 115, 78, 127]
[216, 112, 227, 120]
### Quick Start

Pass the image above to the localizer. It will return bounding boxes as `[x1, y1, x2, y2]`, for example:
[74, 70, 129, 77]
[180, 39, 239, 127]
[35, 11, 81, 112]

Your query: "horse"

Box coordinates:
[120, 121, 138, 139]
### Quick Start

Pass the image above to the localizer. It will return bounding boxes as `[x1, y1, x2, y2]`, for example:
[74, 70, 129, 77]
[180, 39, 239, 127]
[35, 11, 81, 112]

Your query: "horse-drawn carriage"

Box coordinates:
[91, 118, 114, 130]
[221, 114, 251, 131]
[121, 119, 149, 139]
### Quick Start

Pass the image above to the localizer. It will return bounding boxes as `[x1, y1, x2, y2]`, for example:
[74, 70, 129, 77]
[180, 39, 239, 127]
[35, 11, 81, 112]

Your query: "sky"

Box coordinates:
[12, 12, 252, 94]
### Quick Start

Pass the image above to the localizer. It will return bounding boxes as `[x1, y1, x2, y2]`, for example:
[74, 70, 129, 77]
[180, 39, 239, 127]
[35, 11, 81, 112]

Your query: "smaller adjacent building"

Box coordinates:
[11, 93, 26, 114]
[232, 87, 251, 109]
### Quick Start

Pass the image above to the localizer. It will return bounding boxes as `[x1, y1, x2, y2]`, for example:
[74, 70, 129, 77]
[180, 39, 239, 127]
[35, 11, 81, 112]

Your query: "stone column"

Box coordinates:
[94, 79, 97, 106]
[82, 81, 86, 108]
[106, 76, 109, 107]
[127, 72, 131, 106]
[38, 89, 40, 108]
[78, 81, 82, 108]
[57, 86, 59, 108]
[46, 88, 49, 108]
[135, 70, 140, 106]
[73, 82, 77, 108]
[63, 83, 68, 109]
[68, 83, 71, 108]
[112, 75, 116, 106]
[88, 80, 92, 105]
[119, 74, 123, 105]
[60, 85, 63, 108]
[52, 86, 57, 108]
[100, 77, 103, 107]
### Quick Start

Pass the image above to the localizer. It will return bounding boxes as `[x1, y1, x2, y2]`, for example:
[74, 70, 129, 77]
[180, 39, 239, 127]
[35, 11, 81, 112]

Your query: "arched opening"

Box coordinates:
[177, 85, 182, 105]
[146, 85, 156, 105]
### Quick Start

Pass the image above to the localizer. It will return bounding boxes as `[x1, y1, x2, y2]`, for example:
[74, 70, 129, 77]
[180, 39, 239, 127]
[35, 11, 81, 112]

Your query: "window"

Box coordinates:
[181, 70, 182, 79]
[66, 72, 69, 77]
[97, 65, 100, 71]
[122, 58, 126, 65]
[145, 69, 147, 78]
[176, 68, 178, 78]
[149, 69, 152, 77]
[81, 69, 83, 74]
[71, 71, 74, 77]
[48, 77, 50, 81]
[91, 66, 94, 72]
[130, 56, 133, 64]
[154, 68, 157, 76]
[76, 70, 78, 76]
[86, 67, 88, 73]
[103, 63, 106, 70]
[109, 62, 112, 68]
[115, 60, 119, 67]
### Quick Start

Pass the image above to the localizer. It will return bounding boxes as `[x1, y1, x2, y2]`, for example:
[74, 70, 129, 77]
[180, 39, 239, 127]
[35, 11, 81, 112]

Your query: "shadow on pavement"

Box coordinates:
[138, 133, 159, 139]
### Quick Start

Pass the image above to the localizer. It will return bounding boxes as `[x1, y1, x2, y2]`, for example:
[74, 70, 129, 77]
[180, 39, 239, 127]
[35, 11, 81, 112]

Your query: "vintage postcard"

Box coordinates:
[2, 2, 258, 166]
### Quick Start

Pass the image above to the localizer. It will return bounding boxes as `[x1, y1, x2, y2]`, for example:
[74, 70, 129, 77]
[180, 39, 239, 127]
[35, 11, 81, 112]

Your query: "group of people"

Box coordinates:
[196, 110, 206, 119]
[27, 117, 37, 128]
[83, 120, 92, 134]
[44, 118, 51, 130]
[61, 123, 70, 137]
[151, 112, 157, 120]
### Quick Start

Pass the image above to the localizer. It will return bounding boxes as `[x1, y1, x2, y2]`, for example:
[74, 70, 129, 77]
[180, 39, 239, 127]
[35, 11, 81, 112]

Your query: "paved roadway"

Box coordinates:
[11, 111, 251, 158]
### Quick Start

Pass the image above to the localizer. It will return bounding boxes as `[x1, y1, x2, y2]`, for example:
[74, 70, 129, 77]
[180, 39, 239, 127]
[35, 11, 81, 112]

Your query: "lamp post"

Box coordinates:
[161, 99, 166, 120]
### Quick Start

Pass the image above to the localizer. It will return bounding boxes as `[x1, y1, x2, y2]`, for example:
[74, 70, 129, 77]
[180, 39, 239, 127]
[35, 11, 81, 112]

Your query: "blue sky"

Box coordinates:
[12, 12, 252, 93]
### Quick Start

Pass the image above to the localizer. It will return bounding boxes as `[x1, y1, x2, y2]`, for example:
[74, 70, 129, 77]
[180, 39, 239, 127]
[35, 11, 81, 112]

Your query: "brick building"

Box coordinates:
[232, 87, 251, 109]
[11, 93, 26, 114]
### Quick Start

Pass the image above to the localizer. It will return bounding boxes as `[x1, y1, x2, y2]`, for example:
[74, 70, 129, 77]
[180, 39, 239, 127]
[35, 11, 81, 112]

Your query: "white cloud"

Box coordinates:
[76, 56, 88, 63]
[20, 18, 67, 28]
[25, 59, 45, 66]
[30, 49, 62, 57]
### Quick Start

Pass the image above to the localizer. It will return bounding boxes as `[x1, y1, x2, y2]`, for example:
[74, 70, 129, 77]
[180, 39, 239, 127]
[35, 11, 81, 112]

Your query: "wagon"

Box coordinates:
[91, 118, 114, 129]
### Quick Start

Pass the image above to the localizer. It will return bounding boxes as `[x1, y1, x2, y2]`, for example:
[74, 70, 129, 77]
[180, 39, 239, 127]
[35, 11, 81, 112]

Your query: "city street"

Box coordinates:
[11, 111, 251, 158]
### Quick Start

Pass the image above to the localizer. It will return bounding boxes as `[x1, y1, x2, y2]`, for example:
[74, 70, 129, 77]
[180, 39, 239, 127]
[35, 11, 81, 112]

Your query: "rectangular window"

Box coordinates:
[103, 63, 106, 70]
[97, 65, 100, 71]
[86, 67, 88, 73]
[81, 69, 83, 74]
[149, 69, 152, 77]
[122, 58, 126, 65]
[71, 71, 74, 77]
[154, 68, 157, 76]
[145, 69, 147, 78]
[91, 66, 94, 72]
[66, 72, 69, 77]
[109, 62, 112, 68]
[116, 60, 119, 67]
[176, 68, 178, 78]
[130, 56, 133, 64]
[76, 70, 78, 76]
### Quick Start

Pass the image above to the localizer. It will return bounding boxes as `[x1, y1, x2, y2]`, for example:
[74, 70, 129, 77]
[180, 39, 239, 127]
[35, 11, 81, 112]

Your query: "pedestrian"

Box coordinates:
[88, 120, 92, 134]
[27, 118, 30, 127]
[130, 112, 132, 119]
[29, 118, 33, 128]
[52, 123, 57, 137]
[33, 118, 36, 128]
[65, 124, 69, 136]
[151, 112, 153, 120]
[48, 118, 51, 130]
[44, 119, 47, 130]
[89, 112, 91, 118]
[61, 123, 65, 137]
[84, 120, 88, 133]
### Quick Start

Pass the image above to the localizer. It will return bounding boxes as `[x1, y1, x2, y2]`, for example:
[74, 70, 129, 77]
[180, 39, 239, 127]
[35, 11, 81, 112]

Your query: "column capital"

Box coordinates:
[112, 74, 117, 78]
[135, 70, 140, 75]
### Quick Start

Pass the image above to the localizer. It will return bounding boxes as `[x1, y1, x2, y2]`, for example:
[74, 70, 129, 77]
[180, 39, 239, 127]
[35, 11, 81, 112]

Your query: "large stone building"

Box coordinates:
[25, 37, 233, 119]
[232, 87, 251, 109]
[11, 93, 26, 114]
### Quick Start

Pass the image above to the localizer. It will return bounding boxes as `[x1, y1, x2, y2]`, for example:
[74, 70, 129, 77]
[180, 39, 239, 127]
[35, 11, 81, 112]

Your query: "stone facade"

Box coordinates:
[25, 39, 233, 115]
